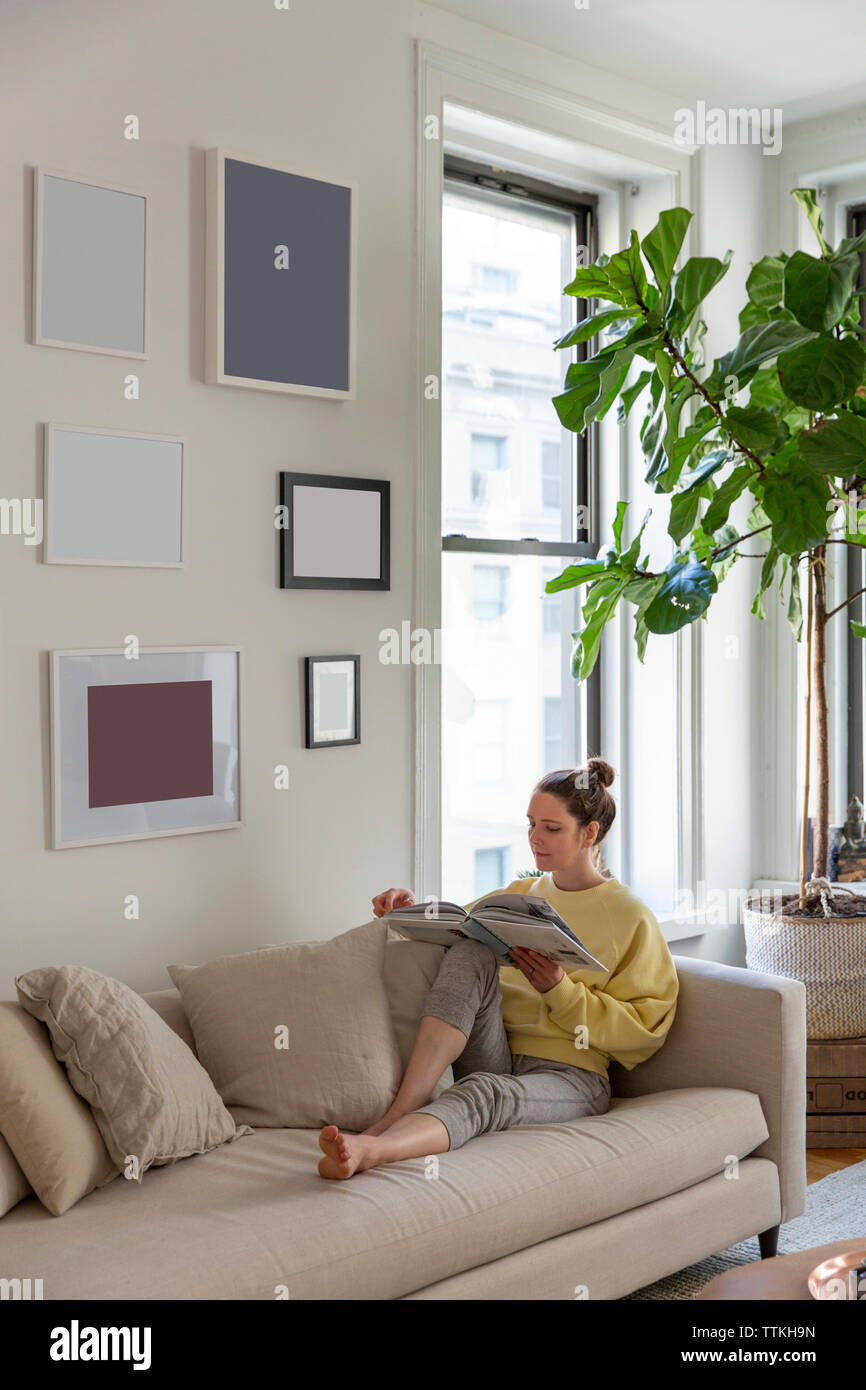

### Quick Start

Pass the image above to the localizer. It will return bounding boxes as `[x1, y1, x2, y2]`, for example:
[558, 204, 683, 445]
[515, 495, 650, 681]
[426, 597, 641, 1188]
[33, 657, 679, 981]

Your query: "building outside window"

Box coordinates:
[441, 156, 598, 903]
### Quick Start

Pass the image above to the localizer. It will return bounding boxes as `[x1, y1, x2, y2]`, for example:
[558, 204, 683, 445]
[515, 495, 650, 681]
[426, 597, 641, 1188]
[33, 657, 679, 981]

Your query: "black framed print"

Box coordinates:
[305, 656, 360, 749]
[279, 472, 389, 590]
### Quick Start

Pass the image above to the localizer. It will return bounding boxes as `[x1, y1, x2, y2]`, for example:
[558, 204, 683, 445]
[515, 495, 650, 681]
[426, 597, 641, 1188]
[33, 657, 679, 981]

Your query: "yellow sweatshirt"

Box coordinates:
[464, 873, 679, 1081]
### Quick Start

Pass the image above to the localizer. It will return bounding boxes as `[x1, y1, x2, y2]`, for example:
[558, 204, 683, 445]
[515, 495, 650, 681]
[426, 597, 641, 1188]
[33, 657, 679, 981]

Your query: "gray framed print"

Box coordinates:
[44, 424, 185, 567]
[279, 472, 389, 590]
[33, 168, 149, 358]
[50, 647, 242, 849]
[305, 656, 360, 749]
[205, 147, 356, 399]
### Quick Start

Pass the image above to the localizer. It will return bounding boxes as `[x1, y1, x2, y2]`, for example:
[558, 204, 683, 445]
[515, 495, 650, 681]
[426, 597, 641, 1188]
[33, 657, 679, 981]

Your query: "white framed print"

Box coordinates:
[33, 167, 150, 358]
[50, 647, 242, 849]
[43, 424, 185, 567]
[205, 147, 356, 399]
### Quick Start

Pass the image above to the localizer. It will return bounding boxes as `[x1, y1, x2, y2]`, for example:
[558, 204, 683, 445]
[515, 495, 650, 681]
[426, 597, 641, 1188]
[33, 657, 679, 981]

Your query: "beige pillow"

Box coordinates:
[168, 918, 403, 1130]
[0, 1131, 32, 1217]
[16, 966, 251, 1181]
[0, 1001, 117, 1216]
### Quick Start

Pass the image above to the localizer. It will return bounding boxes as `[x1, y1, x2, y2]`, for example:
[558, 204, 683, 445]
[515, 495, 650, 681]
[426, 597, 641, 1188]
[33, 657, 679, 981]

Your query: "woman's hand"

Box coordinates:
[508, 947, 564, 993]
[372, 888, 415, 918]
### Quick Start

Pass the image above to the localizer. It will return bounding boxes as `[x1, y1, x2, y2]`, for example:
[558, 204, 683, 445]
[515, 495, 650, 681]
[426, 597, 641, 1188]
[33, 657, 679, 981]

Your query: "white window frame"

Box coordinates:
[414, 41, 700, 934]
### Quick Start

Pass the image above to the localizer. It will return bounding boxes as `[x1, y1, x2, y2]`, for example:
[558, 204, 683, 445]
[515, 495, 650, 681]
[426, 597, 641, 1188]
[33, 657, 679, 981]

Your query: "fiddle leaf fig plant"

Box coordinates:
[547, 189, 866, 907]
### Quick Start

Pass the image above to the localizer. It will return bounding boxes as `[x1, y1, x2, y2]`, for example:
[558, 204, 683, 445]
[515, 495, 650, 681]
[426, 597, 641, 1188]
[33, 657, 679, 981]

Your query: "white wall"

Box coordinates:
[0, 0, 419, 992]
[0, 0, 783, 989]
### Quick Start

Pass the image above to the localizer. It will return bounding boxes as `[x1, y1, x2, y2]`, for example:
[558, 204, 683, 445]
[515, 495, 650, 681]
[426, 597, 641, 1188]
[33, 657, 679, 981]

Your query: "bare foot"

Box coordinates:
[317, 1124, 377, 1180]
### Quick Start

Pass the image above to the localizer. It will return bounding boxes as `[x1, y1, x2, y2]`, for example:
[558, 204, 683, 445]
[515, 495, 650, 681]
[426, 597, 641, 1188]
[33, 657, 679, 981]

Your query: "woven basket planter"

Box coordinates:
[743, 898, 866, 1039]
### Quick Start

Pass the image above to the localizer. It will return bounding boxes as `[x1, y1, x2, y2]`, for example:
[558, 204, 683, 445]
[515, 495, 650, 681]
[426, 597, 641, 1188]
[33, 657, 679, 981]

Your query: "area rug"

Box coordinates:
[621, 1158, 866, 1299]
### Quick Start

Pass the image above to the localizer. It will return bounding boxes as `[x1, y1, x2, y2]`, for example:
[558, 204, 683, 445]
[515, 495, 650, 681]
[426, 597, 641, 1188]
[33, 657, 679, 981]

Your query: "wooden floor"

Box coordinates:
[806, 1148, 866, 1184]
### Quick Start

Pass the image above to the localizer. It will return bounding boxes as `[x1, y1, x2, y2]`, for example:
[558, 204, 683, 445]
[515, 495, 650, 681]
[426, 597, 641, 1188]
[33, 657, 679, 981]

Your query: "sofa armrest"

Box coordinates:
[609, 955, 806, 1226]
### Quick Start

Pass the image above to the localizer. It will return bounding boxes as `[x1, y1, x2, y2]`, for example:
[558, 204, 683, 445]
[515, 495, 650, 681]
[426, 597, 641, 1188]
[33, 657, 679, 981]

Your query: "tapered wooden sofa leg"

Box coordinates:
[758, 1225, 780, 1259]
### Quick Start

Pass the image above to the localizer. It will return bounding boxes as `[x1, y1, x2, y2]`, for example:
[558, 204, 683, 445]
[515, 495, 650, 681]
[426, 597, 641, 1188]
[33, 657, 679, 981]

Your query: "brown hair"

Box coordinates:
[532, 756, 616, 875]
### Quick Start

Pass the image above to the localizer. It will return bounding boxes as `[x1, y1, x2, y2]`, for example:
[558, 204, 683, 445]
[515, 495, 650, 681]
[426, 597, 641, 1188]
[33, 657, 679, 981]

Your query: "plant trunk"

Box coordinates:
[813, 546, 829, 881]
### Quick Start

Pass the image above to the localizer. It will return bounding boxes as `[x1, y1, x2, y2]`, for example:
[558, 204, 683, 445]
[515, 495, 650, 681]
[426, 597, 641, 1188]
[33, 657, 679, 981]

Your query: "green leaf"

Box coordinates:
[704, 320, 818, 398]
[791, 188, 831, 256]
[626, 574, 666, 661]
[563, 264, 622, 302]
[641, 209, 692, 298]
[668, 485, 706, 544]
[852, 620, 866, 639]
[643, 553, 718, 634]
[573, 576, 627, 678]
[783, 250, 859, 332]
[748, 366, 787, 411]
[544, 560, 612, 594]
[679, 445, 733, 493]
[702, 462, 755, 532]
[606, 230, 649, 308]
[763, 464, 830, 553]
[724, 405, 779, 452]
[778, 337, 866, 413]
[616, 369, 653, 421]
[669, 252, 731, 327]
[799, 413, 866, 473]
[746, 256, 786, 308]
[611, 499, 629, 553]
[620, 507, 652, 569]
[554, 309, 636, 350]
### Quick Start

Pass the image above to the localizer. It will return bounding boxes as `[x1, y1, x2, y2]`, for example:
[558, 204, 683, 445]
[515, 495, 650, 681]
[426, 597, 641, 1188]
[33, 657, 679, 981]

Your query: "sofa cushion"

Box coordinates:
[0, 1001, 118, 1216]
[0, 1132, 32, 1217]
[0, 1085, 770, 1298]
[167, 918, 403, 1131]
[15, 966, 250, 1181]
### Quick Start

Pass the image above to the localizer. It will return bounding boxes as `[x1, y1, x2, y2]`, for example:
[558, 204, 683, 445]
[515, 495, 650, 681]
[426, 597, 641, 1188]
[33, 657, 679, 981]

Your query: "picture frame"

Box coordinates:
[43, 423, 186, 568]
[33, 166, 150, 358]
[279, 472, 390, 590]
[205, 147, 356, 399]
[50, 647, 243, 849]
[304, 655, 360, 749]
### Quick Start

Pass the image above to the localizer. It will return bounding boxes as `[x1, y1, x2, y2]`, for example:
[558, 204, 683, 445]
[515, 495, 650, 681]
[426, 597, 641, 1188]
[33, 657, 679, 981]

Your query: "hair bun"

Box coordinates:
[585, 756, 615, 788]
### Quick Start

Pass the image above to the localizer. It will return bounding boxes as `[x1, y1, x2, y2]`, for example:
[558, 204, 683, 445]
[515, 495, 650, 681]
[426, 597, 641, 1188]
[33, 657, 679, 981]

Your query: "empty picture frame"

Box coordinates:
[33, 168, 149, 357]
[50, 647, 242, 848]
[305, 656, 360, 748]
[205, 147, 355, 398]
[44, 424, 185, 567]
[279, 472, 389, 590]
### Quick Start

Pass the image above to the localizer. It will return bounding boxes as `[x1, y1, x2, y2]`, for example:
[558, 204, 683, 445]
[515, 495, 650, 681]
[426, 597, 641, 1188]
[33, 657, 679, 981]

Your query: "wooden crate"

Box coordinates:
[806, 1035, 866, 1147]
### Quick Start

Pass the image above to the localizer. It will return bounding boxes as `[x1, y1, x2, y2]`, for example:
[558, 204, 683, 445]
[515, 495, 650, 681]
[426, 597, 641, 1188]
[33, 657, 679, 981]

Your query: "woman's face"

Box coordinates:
[526, 791, 597, 870]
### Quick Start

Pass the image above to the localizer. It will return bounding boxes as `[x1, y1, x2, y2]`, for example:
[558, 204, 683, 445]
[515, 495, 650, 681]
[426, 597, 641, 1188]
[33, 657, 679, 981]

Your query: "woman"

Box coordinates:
[318, 756, 679, 1180]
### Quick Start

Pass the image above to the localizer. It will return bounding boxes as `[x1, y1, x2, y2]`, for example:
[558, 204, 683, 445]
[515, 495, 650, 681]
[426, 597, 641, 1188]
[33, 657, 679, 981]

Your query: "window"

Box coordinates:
[470, 433, 507, 506]
[544, 696, 562, 770]
[474, 846, 511, 896]
[441, 156, 598, 905]
[542, 565, 560, 638]
[541, 440, 561, 510]
[472, 564, 509, 622]
[473, 699, 507, 783]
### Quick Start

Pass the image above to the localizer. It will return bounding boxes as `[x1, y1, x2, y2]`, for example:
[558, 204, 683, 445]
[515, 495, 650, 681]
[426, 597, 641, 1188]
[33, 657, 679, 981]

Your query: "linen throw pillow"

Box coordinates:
[0, 1132, 31, 1217]
[167, 918, 403, 1130]
[15, 966, 251, 1181]
[0, 1000, 118, 1216]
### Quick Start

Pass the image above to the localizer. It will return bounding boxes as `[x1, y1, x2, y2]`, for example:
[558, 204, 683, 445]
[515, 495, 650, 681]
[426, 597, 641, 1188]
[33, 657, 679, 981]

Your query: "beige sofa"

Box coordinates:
[0, 942, 806, 1300]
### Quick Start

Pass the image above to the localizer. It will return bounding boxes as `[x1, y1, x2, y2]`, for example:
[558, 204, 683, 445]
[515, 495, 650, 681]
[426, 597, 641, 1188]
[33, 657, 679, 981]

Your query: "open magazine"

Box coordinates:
[383, 893, 606, 970]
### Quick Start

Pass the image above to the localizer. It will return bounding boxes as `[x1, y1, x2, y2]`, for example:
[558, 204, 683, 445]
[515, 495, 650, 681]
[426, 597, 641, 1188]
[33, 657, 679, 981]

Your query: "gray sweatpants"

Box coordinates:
[413, 937, 611, 1150]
